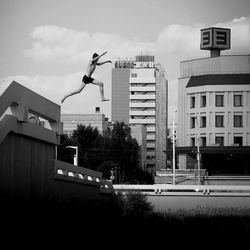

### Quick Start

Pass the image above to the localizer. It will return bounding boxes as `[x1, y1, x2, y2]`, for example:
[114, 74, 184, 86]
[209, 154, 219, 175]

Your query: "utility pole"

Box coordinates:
[172, 109, 177, 185]
[195, 117, 201, 185]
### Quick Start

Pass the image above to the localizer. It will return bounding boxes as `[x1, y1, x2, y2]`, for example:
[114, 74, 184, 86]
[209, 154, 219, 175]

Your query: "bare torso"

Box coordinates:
[86, 61, 97, 77]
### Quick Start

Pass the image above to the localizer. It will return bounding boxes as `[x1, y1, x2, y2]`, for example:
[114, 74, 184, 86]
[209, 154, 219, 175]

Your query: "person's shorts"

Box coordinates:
[82, 75, 94, 84]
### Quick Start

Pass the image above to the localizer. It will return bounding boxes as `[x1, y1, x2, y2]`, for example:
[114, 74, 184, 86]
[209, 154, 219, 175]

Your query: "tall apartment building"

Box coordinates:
[177, 27, 250, 175]
[112, 55, 168, 174]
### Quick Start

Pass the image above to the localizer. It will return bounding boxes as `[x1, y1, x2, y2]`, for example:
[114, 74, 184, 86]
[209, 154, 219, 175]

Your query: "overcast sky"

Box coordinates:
[0, 0, 250, 125]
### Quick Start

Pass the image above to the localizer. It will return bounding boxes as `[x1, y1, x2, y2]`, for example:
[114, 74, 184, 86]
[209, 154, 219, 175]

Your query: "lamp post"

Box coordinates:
[194, 117, 201, 185]
[66, 146, 78, 166]
[172, 109, 177, 185]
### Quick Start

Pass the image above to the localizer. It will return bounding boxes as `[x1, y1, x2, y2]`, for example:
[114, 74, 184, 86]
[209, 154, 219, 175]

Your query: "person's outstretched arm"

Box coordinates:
[96, 60, 112, 66]
[91, 51, 108, 63]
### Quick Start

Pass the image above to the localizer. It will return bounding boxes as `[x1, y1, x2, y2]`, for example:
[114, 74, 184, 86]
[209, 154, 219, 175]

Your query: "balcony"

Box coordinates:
[129, 94, 156, 100]
[130, 102, 156, 108]
[147, 134, 156, 140]
[129, 110, 155, 116]
[129, 118, 156, 124]
[147, 151, 156, 156]
[129, 77, 156, 83]
[129, 86, 156, 92]
[146, 126, 156, 132]
[147, 143, 156, 148]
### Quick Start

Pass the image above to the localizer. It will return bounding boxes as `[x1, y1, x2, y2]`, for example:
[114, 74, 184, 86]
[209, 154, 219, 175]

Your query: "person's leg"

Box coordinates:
[91, 79, 109, 101]
[61, 83, 86, 103]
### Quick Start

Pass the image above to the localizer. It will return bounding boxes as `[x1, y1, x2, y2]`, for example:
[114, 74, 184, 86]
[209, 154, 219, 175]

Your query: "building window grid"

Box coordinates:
[200, 116, 206, 128]
[201, 137, 207, 146]
[215, 136, 224, 146]
[190, 96, 195, 108]
[190, 117, 196, 129]
[215, 115, 224, 127]
[234, 136, 243, 146]
[200, 95, 206, 107]
[234, 95, 243, 107]
[234, 115, 243, 127]
[215, 95, 224, 107]
[190, 137, 195, 147]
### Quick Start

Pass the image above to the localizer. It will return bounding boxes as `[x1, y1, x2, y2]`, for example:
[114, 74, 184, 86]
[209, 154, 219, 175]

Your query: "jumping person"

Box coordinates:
[61, 51, 112, 103]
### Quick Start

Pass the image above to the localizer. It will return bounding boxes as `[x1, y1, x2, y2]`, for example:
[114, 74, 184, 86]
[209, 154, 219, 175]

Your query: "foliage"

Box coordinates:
[97, 160, 119, 180]
[116, 192, 154, 218]
[58, 122, 153, 183]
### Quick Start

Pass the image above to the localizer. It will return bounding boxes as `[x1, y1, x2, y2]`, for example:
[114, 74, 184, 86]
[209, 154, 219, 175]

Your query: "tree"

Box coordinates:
[97, 160, 119, 181]
[58, 122, 153, 184]
[110, 122, 139, 183]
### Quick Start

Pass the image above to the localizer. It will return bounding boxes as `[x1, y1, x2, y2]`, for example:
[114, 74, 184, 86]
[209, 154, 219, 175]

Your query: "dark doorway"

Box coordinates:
[202, 154, 249, 175]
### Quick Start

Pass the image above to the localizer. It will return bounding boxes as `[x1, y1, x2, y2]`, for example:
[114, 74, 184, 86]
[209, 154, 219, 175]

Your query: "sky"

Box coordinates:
[0, 0, 250, 125]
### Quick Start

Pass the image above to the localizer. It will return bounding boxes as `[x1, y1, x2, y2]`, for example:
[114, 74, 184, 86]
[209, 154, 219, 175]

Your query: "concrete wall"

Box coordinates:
[61, 113, 108, 134]
[0, 132, 55, 200]
[111, 68, 130, 123]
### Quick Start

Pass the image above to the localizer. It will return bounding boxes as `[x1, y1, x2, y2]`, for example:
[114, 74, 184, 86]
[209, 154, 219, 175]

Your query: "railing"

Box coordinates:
[156, 169, 208, 184]
[114, 184, 250, 197]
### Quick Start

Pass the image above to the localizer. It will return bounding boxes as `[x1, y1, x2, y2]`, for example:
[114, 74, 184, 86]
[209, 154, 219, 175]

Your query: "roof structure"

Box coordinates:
[186, 74, 250, 88]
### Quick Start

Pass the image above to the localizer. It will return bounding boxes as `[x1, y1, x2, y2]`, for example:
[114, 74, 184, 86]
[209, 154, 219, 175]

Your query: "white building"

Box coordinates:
[112, 55, 168, 174]
[177, 27, 250, 175]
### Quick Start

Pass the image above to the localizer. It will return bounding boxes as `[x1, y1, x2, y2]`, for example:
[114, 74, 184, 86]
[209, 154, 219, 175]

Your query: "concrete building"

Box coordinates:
[111, 60, 134, 124]
[61, 107, 109, 134]
[112, 55, 168, 174]
[130, 125, 147, 171]
[177, 27, 250, 175]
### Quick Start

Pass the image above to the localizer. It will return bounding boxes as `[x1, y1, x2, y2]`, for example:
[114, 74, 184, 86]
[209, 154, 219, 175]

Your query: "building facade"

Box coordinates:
[177, 27, 250, 175]
[112, 55, 168, 174]
[130, 125, 147, 171]
[61, 110, 109, 134]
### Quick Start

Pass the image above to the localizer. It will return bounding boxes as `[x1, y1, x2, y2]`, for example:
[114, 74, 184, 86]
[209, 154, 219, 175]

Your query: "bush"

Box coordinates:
[116, 192, 154, 218]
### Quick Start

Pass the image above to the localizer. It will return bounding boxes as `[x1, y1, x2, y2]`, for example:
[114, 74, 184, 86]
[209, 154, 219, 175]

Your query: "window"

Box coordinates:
[190, 117, 196, 128]
[201, 137, 207, 146]
[234, 95, 242, 107]
[234, 136, 243, 146]
[191, 137, 195, 147]
[147, 156, 155, 160]
[200, 116, 206, 128]
[215, 136, 224, 146]
[201, 95, 206, 107]
[234, 115, 243, 127]
[190, 96, 195, 108]
[215, 115, 224, 127]
[131, 73, 137, 77]
[215, 95, 224, 107]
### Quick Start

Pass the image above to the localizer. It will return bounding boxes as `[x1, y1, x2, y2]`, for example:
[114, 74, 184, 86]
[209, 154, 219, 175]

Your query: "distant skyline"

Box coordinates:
[1, 0, 250, 125]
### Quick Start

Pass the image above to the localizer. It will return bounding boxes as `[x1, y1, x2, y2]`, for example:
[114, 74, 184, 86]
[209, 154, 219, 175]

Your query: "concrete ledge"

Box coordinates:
[0, 115, 60, 145]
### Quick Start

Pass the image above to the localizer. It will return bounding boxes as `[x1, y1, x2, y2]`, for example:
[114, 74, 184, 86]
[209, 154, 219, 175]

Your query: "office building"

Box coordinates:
[177, 27, 250, 175]
[112, 55, 168, 174]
